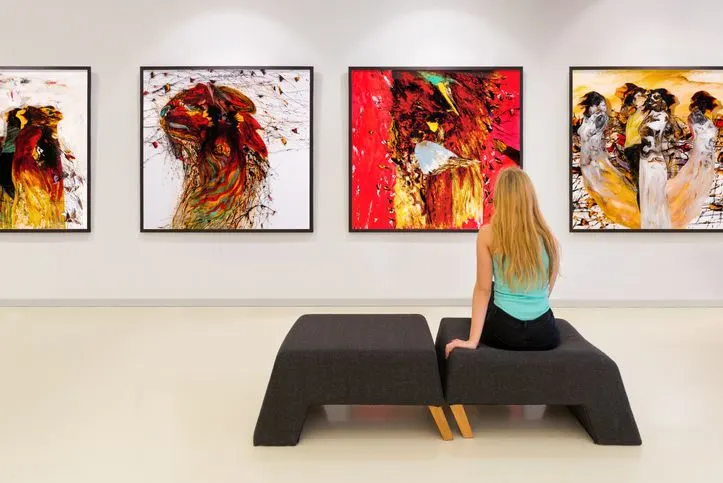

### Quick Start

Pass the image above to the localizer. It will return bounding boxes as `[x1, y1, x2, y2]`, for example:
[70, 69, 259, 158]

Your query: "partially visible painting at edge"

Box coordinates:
[0, 67, 90, 231]
[349, 67, 522, 232]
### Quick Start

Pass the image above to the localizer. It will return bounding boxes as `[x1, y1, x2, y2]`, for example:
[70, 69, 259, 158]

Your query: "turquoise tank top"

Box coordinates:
[492, 246, 550, 321]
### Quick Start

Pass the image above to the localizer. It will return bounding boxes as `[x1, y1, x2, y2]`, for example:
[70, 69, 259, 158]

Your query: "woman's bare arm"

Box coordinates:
[467, 227, 494, 346]
[444, 226, 494, 358]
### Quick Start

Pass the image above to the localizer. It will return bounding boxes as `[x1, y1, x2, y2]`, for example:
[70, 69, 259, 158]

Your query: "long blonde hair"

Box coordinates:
[490, 168, 559, 291]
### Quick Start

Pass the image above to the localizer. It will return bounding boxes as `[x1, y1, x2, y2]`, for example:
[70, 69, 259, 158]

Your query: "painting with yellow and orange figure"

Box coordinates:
[570, 67, 723, 231]
[0, 67, 90, 231]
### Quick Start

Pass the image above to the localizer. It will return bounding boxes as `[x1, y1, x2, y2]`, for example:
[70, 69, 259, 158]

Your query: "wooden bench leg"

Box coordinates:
[428, 406, 453, 441]
[451, 404, 473, 438]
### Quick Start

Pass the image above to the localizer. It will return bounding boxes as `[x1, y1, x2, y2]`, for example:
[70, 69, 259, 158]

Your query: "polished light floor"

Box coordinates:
[0, 306, 721, 483]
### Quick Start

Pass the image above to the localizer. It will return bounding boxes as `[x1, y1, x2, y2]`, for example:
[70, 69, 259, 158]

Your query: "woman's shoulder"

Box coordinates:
[477, 224, 493, 246]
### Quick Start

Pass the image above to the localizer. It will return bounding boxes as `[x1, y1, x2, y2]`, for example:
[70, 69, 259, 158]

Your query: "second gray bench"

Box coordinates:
[435, 318, 641, 445]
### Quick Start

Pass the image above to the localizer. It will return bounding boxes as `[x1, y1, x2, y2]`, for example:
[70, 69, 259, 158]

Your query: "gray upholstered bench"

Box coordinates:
[254, 314, 451, 446]
[435, 318, 641, 445]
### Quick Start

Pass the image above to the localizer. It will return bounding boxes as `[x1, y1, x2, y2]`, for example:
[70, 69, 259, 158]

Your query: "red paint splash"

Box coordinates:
[13, 125, 64, 203]
[350, 70, 395, 230]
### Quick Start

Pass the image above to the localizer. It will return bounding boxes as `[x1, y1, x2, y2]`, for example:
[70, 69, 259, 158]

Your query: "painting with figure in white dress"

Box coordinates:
[571, 67, 723, 231]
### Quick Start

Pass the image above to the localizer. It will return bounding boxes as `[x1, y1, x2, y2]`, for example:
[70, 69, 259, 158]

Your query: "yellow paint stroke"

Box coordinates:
[582, 156, 640, 229]
[393, 169, 427, 229]
[0, 190, 13, 229]
[15, 109, 28, 129]
[450, 161, 484, 227]
[436, 82, 460, 116]
[624, 110, 645, 148]
[11, 175, 64, 229]
[427, 121, 439, 132]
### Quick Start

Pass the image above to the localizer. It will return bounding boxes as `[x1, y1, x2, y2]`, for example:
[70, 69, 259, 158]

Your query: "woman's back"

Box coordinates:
[486, 166, 557, 323]
[492, 243, 550, 321]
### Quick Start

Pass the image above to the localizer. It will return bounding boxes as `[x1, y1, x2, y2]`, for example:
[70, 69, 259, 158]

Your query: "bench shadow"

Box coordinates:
[253, 405, 449, 461]
[252, 404, 642, 462]
[450, 405, 643, 459]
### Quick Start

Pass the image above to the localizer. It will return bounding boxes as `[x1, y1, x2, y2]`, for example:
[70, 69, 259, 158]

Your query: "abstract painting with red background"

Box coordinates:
[350, 67, 522, 231]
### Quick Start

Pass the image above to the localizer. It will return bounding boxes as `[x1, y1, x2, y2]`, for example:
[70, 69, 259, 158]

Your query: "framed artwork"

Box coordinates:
[0, 66, 91, 232]
[349, 66, 522, 232]
[141, 66, 313, 232]
[570, 67, 723, 232]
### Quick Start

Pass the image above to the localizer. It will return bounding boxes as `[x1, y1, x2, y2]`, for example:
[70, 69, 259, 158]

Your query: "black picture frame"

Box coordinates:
[347, 66, 524, 233]
[140, 65, 314, 233]
[0, 66, 91, 233]
[569, 66, 723, 233]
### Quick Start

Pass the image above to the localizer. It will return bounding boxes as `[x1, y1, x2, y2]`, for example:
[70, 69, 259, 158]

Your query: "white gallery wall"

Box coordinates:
[1, 0, 722, 305]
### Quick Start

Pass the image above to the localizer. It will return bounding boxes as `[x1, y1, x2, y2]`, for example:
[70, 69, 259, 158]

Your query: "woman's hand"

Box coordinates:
[445, 339, 477, 358]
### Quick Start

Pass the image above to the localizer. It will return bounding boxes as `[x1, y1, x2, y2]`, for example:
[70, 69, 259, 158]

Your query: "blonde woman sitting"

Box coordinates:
[446, 168, 561, 357]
